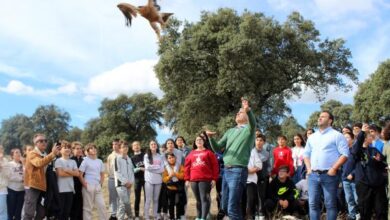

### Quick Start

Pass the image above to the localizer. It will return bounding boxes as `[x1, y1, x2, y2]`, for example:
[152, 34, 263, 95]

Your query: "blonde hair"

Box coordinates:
[71, 141, 82, 150]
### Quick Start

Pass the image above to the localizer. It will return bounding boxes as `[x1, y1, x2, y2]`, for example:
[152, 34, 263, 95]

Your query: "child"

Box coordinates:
[352, 124, 387, 220]
[246, 141, 263, 220]
[55, 141, 79, 220]
[184, 135, 219, 220]
[264, 165, 299, 217]
[144, 140, 164, 220]
[163, 153, 185, 220]
[114, 141, 135, 220]
[272, 135, 294, 177]
[295, 177, 309, 217]
[79, 143, 108, 220]
[7, 148, 25, 220]
[131, 141, 145, 220]
[70, 141, 84, 220]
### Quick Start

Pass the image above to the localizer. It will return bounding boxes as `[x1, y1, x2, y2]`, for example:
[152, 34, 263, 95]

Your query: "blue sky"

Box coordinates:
[1, 0, 390, 142]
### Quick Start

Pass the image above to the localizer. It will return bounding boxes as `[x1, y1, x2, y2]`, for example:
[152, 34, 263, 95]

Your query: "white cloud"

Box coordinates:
[354, 24, 390, 80]
[0, 80, 78, 96]
[0, 63, 34, 78]
[84, 59, 162, 99]
[0, 80, 34, 95]
[289, 85, 356, 104]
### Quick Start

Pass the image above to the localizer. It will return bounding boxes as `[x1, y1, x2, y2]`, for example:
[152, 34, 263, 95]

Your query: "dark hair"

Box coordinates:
[369, 124, 382, 133]
[277, 135, 287, 141]
[353, 123, 362, 129]
[175, 136, 186, 145]
[292, 133, 306, 147]
[192, 134, 208, 150]
[278, 165, 290, 173]
[10, 148, 21, 157]
[147, 140, 160, 164]
[165, 152, 176, 159]
[165, 138, 178, 149]
[321, 110, 334, 126]
[342, 126, 353, 134]
[382, 122, 390, 141]
[344, 132, 354, 140]
[256, 134, 266, 142]
[305, 128, 315, 140]
[112, 138, 120, 143]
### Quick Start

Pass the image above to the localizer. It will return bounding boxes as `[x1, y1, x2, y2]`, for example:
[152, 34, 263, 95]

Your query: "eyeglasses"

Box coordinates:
[36, 139, 47, 144]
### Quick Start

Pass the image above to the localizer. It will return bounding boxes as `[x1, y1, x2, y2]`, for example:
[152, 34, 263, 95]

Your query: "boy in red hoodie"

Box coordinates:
[272, 135, 294, 177]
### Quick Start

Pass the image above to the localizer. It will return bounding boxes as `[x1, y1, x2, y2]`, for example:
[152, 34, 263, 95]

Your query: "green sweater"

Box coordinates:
[210, 110, 256, 167]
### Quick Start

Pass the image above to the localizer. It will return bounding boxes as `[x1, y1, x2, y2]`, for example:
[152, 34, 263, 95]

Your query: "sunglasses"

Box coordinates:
[36, 139, 47, 144]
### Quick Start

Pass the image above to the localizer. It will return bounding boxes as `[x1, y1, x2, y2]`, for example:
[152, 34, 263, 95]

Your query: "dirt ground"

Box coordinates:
[92, 180, 219, 220]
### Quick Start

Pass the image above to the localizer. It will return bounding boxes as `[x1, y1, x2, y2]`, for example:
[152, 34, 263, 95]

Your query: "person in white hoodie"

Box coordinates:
[114, 141, 135, 220]
[0, 145, 10, 220]
[144, 140, 164, 220]
[246, 145, 263, 220]
[7, 148, 25, 220]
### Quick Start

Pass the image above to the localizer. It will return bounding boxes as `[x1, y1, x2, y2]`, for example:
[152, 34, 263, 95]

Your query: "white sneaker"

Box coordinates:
[134, 217, 140, 220]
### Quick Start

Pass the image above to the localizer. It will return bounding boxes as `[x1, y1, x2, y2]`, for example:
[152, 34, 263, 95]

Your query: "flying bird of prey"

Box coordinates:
[117, 0, 173, 41]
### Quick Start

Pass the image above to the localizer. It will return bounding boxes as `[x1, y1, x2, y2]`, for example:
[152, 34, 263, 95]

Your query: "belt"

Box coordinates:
[312, 170, 329, 174]
[225, 165, 245, 169]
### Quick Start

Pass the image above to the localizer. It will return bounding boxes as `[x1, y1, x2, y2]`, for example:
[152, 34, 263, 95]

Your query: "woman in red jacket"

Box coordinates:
[184, 135, 219, 220]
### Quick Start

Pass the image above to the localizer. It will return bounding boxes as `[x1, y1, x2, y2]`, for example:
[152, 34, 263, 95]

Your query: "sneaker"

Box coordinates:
[134, 217, 140, 220]
[109, 216, 118, 220]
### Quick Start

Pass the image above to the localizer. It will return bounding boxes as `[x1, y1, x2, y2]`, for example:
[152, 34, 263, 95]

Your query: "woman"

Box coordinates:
[184, 135, 219, 220]
[144, 140, 164, 220]
[291, 133, 306, 183]
[7, 148, 25, 220]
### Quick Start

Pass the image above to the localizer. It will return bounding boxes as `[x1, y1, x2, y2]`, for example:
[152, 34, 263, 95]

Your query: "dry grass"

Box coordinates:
[92, 179, 219, 220]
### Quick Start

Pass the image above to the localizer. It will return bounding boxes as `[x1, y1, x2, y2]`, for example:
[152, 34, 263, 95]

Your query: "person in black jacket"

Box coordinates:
[131, 141, 145, 220]
[264, 165, 299, 217]
[70, 141, 84, 220]
[351, 124, 388, 220]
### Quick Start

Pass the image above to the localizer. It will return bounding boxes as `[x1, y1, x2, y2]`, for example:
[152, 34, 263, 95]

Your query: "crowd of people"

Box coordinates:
[0, 98, 390, 220]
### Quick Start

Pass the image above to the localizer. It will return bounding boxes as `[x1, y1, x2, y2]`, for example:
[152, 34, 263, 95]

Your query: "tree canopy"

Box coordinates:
[156, 9, 358, 138]
[0, 114, 34, 153]
[82, 93, 162, 157]
[306, 99, 353, 130]
[353, 59, 390, 125]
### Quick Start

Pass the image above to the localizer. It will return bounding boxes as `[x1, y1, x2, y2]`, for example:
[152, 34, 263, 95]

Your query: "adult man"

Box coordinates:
[303, 111, 349, 220]
[107, 139, 121, 220]
[207, 98, 256, 220]
[23, 133, 60, 220]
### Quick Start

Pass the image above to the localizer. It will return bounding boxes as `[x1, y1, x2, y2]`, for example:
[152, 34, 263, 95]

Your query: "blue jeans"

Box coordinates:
[308, 172, 338, 220]
[0, 194, 7, 220]
[221, 167, 248, 220]
[343, 180, 358, 219]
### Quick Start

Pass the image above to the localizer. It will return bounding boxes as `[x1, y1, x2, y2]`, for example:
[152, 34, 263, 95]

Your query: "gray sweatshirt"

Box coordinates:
[143, 153, 164, 184]
[114, 155, 135, 187]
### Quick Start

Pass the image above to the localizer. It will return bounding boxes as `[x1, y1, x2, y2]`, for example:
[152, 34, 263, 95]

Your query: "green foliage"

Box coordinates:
[306, 100, 353, 130]
[31, 104, 70, 147]
[0, 114, 34, 153]
[353, 59, 390, 125]
[156, 9, 357, 137]
[82, 93, 163, 158]
[67, 127, 83, 142]
[280, 116, 305, 145]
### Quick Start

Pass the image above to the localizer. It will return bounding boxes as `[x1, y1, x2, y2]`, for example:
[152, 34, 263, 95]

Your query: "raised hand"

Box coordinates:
[241, 97, 250, 112]
[205, 130, 216, 137]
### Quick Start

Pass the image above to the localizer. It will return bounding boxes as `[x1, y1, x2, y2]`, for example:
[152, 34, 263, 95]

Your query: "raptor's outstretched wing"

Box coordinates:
[117, 3, 138, 26]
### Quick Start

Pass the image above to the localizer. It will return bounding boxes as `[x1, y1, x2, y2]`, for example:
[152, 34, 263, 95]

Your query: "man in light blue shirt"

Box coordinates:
[303, 111, 349, 220]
